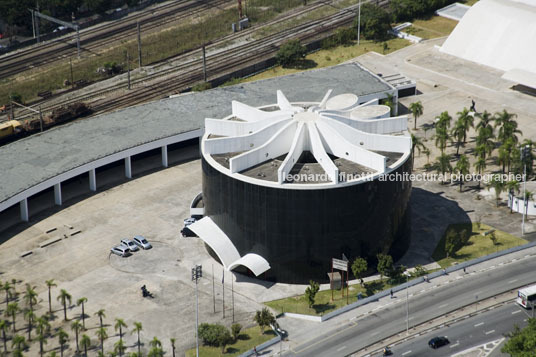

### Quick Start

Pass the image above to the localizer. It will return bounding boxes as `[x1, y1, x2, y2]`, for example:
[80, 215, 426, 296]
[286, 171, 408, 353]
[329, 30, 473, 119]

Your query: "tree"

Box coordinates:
[457, 107, 474, 143]
[276, 40, 307, 68]
[170, 337, 176, 357]
[114, 338, 126, 356]
[474, 154, 486, 189]
[24, 309, 35, 341]
[45, 280, 57, 316]
[96, 327, 108, 354]
[409, 101, 423, 130]
[71, 320, 82, 353]
[410, 133, 426, 161]
[81, 334, 91, 357]
[354, 3, 392, 41]
[114, 318, 127, 340]
[57, 289, 72, 321]
[501, 318, 536, 355]
[436, 153, 452, 184]
[445, 230, 460, 258]
[351, 257, 367, 286]
[450, 118, 465, 156]
[216, 327, 232, 353]
[305, 280, 320, 308]
[131, 321, 143, 356]
[6, 302, 19, 332]
[254, 308, 275, 334]
[435, 111, 452, 153]
[23, 284, 38, 313]
[77, 297, 88, 329]
[487, 174, 506, 207]
[148, 337, 164, 357]
[495, 109, 521, 144]
[0, 319, 8, 353]
[489, 231, 498, 246]
[231, 323, 242, 342]
[37, 330, 48, 357]
[57, 328, 69, 357]
[376, 253, 393, 281]
[454, 155, 470, 192]
[2, 281, 12, 310]
[12, 334, 28, 354]
[506, 180, 520, 213]
[95, 309, 106, 329]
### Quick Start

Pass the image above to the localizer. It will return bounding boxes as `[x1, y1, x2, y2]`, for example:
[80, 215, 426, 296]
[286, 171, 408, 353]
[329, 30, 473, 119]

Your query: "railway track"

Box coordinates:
[0, 0, 232, 80]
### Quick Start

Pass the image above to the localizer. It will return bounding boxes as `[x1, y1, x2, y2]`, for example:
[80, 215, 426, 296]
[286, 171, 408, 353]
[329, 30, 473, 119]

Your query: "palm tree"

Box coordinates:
[454, 155, 470, 192]
[71, 320, 82, 353]
[36, 315, 50, 337]
[436, 153, 452, 184]
[56, 289, 72, 321]
[457, 107, 474, 143]
[96, 327, 108, 354]
[6, 302, 19, 332]
[474, 156, 486, 189]
[409, 101, 423, 130]
[506, 180, 520, 213]
[435, 125, 448, 154]
[495, 109, 521, 144]
[37, 331, 48, 357]
[114, 338, 126, 357]
[170, 338, 176, 357]
[80, 334, 91, 357]
[524, 191, 534, 216]
[0, 319, 7, 353]
[2, 281, 12, 309]
[411, 133, 426, 158]
[24, 309, 35, 341]
[149, 337, 162, 349]
[148, 337, 163, 357]
[487, 174, 506, 207]
[23, 284, 38, 313]
[57, 328, 69, 357]
[131, 322, 143, 355]
[476, 110, 493, 131]
[77, 297, 88, 329]
[12, 334, 28, 353]
[114, 318, 127, 340]
[48, 352, 58, 357]
[450, 118, 465, 156]
[45, 280, 57, 316]
[95, 309, 106, 329]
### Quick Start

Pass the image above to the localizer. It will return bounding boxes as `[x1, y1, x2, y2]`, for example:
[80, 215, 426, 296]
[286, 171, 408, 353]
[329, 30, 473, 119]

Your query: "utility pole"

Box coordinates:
[127, 50, 131, 90]
[191, 265, 202, 357]
[70, 58, 74, 89]
[357, 0, 361, 46]
[212, 264, 216, 314]
[202, 45, 207, 82]
[31, 10, 36, 38]
[137, 21, 142, 68]
[232, 274, 235, 323]
[522, 145, 529, 235]
[39, 106, 43, 132]
[36, 2, 40, 43]
[222, 269, 225, 318]
[404, 271, 410, 335]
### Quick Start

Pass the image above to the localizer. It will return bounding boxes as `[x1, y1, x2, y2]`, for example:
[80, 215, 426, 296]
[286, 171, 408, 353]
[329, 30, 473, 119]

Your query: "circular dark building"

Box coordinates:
[194, 91, 412, 283]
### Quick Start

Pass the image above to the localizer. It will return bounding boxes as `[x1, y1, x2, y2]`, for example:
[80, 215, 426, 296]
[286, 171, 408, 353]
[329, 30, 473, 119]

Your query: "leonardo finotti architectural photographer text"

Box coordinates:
[286, 172, 524, 183]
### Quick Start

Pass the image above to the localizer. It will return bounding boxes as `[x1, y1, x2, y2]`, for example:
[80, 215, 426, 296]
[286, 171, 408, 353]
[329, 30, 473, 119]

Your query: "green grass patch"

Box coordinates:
[403, 16, 458, 40]
[432, 223, 528, 268]
[185, 325, 275, 357]
[265, 278, 400, 316]
[241, 37, 410, 83]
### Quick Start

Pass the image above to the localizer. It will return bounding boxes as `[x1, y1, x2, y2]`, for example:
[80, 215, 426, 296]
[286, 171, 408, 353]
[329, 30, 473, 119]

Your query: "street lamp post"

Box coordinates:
[404, 271, 410, 335]
[357, 0, 361, 46]
[521, 145, 530, 235]
[192, 265, 203, 357]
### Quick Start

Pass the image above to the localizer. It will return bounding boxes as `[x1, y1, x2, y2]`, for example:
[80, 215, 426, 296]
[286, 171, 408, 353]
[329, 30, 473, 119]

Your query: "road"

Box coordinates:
[380, 302, 532, 357]
[284, 255, 536, 356]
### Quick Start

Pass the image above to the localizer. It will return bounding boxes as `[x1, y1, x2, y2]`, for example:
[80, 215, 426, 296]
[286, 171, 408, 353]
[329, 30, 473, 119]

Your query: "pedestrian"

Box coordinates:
[470, 99, 476, 112]
[253, 346, 258, 356]
[463, 267, 466, 274]
[390, 289, 393, 298]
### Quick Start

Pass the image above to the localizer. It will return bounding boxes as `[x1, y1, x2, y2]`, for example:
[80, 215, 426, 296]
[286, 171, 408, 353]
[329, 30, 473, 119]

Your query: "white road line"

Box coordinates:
[450, 342, 460, 348]
[512, 310, 522, 315]
[508, 279, 518, 284]
[370, 331, 380, 336]
[474, 322, 484, 327]
[439, 303, 449, 309]
[336, 346, 346, 352]
[485, 329, 495, 335]
[402, 351, 412, 356]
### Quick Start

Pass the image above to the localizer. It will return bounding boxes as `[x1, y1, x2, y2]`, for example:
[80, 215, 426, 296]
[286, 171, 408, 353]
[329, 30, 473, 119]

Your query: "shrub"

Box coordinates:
[231, 323, 242, 342]
[276, 40, 307, 68]
[192, 82, 212, 92]
[198, 323, 231, 350]
[354, 3, 392, 41]
[305, 280, 320, 308]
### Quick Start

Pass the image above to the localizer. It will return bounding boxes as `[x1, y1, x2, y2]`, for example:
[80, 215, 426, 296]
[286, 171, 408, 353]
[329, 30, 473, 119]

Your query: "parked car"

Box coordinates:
[184, 217, 196, 226]
[120, 238, 139, 252]
[133, 235, 152, 249]
[111, 245, 131, 257]
[428, 336, 449, 349]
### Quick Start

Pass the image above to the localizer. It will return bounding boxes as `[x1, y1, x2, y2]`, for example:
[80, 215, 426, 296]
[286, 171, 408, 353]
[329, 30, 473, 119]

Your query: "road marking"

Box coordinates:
[450, 342, 460, 348]
[512, 310, 522, 315]
[485, 329, 495, 335]
[402, 351, 412, 356]
[474, 322, 484, 327]
[508, 279, 518, 284]
[336, 346, 346, 352]
[370, 331, 380, 336]
[439, 303, 449, 309]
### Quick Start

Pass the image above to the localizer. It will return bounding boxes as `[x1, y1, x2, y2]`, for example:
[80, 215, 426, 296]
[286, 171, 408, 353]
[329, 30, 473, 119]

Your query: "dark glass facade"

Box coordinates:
[202, 157, 412, 283]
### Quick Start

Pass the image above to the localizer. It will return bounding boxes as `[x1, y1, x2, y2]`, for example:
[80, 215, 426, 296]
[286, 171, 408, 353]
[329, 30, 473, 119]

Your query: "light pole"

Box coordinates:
[192, 265, 202, 357]
[357, 0, 361, 46]
[404, 271, 410, 335]
[521, 145, 530, 235]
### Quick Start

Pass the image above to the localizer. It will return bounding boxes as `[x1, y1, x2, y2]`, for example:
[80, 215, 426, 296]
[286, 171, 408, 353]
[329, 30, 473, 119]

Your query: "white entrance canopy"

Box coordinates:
[188, 217, 271, 276]
[502, 69, 536, 90]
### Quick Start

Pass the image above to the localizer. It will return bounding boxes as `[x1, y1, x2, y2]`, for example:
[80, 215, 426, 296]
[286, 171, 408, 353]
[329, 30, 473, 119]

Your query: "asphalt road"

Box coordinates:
[378, 302, 532, 357]
[286, 256, 536, 357]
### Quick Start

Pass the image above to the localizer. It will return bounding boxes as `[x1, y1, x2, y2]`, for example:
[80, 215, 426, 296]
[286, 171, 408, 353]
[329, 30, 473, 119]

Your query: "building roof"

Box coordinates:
[0, 62, 394, 206]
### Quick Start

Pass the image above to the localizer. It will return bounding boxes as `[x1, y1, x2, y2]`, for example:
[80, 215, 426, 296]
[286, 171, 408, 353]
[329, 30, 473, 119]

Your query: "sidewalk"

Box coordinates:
[260, 244, 536, 356]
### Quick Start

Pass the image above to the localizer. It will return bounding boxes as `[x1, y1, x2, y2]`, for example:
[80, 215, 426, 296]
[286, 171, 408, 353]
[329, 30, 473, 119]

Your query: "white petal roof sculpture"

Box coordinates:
[202, 90, 411, 187]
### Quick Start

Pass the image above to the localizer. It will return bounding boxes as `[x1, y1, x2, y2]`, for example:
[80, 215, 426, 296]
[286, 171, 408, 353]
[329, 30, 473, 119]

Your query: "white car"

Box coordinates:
[184, 218, 196, 226]
[133, 235, 152, 249]
[111, 245, 131, 257]
[120, 238, 139, 252]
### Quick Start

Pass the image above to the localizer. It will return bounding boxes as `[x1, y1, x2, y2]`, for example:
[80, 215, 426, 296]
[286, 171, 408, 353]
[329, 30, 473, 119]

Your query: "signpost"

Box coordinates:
[331, 258, 349, 303]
